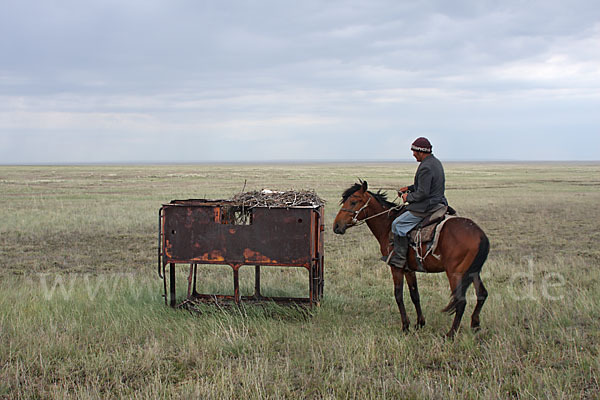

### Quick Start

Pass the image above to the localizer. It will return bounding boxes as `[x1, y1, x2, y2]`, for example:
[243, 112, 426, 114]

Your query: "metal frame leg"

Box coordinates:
[192, 264, 198, 296]
[233, 265, 240, 304]
[187, 263, 194, 298]
[254, 265, 261, 299]
[169, 263, 176, 307]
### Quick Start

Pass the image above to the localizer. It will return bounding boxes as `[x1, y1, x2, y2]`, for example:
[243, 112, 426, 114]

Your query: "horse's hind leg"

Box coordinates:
[448, 299, 466, 339]
[405, 272, 425, 328]
[471, 274, 488, 331]
[445, 270, 467, 338]
[390, 267, 410, 331]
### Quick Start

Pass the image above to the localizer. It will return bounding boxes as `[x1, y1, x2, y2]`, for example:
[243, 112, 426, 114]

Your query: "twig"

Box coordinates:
[231, 189, 325, 208]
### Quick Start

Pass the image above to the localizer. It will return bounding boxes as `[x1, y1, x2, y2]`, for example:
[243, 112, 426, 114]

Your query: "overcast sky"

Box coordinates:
[1, 0, 599, 163]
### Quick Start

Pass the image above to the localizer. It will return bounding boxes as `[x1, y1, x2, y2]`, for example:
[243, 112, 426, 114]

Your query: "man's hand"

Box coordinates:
[401, 192, 409, 203]
[397, 186, 409, 199]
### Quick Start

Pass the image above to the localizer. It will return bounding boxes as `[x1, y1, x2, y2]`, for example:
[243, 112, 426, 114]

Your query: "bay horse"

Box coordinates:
[333, 181, 489, 338]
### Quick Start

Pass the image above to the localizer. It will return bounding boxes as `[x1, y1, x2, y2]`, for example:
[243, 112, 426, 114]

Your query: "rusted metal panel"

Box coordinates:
[158, 199, 324, 307]
[162, 205, 314, 267]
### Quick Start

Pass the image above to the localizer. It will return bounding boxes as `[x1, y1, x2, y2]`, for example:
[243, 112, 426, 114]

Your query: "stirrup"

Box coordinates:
[381, 251, 394, 264]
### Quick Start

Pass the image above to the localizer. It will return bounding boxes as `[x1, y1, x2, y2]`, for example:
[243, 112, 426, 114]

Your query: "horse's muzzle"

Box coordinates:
[333, 222, 347, 235]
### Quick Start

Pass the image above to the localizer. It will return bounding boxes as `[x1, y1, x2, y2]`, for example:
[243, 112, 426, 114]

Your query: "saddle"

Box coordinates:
[408, 205, 456, 245]
[408, 205, 457, 268]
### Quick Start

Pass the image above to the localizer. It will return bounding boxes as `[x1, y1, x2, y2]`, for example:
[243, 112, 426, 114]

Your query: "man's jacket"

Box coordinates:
[406, 154, 447, 215]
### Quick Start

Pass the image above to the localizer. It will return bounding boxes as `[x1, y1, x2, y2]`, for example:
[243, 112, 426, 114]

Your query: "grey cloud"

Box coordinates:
[1, 0, 599, 162]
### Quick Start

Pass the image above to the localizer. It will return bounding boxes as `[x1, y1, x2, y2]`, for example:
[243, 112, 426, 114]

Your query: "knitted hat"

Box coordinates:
[411, 137, 432, 153]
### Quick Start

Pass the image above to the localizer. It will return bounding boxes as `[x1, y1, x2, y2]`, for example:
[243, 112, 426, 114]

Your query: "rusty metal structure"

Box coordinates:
[158, 199, 324, 307]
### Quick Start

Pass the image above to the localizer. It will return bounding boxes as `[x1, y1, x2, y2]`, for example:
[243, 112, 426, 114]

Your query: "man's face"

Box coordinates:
[412, 150, 429, 162]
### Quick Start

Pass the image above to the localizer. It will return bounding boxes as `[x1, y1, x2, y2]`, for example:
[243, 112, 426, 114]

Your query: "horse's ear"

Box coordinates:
[361, 180, 368, 193]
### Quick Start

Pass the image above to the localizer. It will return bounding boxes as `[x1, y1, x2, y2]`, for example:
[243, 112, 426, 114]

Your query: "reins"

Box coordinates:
[343, 194, 405, 227]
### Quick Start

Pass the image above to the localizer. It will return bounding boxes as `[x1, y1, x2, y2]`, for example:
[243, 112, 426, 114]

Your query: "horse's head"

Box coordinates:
[333, 180, 372, 235]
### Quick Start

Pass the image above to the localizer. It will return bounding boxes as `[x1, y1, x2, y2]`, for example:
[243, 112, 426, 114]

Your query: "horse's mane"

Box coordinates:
[340, 182, 398, 210]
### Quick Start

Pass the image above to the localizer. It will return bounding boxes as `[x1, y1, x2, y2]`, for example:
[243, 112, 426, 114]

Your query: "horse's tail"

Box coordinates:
[443, 233, 489, 314]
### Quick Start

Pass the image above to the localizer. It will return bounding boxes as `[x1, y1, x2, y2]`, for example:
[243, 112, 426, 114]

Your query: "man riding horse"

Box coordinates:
[334, 139, 489, 336]
[385, 137, 448, 269]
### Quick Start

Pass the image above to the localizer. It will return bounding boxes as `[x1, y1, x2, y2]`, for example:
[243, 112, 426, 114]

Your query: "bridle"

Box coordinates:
[341, 196, 372, 225]
[341, 194, 404, 227]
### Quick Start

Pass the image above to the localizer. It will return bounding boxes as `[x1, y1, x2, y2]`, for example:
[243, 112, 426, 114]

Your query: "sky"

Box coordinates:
[1, 0, 599, 163]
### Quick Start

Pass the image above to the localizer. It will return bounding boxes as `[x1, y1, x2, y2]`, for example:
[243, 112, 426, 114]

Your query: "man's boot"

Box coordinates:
[382, 234, 409, 269]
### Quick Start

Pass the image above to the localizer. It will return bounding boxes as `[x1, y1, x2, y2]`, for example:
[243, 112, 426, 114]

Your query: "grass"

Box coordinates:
[1, 162, 599, 399]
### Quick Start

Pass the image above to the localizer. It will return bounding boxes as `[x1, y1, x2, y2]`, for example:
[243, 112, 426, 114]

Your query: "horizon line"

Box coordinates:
[1, 158, 599, 167]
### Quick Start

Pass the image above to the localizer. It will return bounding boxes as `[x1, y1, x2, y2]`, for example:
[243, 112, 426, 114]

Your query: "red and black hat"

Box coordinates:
[411, 137, 432, 153]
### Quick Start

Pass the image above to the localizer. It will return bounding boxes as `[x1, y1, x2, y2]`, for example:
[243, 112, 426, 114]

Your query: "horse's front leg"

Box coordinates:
[390, 267, 410, 331]
[405, 271, 425, 329]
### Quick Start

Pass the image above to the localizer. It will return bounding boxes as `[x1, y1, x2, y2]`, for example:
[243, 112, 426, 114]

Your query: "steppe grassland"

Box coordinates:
[1, 163, 599, 399]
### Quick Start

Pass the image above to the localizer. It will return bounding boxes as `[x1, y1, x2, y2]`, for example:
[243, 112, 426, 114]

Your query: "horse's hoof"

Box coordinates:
[471, 324, 481, 333]
[444, 331, 457, 340]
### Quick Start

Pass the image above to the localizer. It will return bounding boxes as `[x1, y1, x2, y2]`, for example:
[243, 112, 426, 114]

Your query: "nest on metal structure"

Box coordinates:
[231, 189, 325, 209]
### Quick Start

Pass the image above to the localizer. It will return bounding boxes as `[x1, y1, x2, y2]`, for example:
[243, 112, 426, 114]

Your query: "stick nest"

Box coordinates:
[231, 189, 325, 208]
